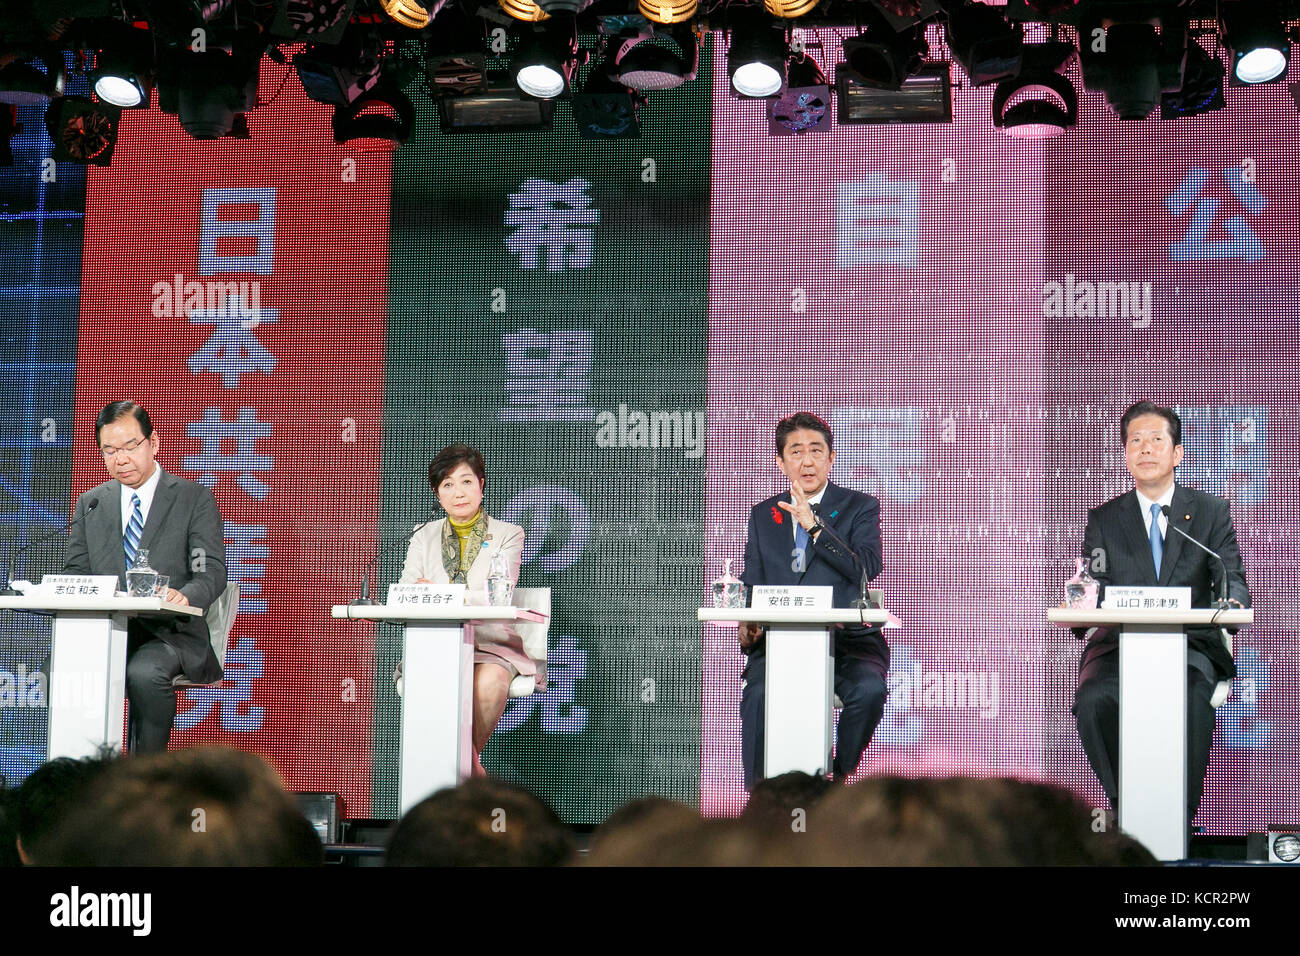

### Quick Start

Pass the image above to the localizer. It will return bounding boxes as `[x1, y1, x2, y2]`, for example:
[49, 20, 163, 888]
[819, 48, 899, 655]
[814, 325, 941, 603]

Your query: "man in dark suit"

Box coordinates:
[64, 401, 227, 753]
[1074, 401, 1249, 824]
[739, 412, 888, 789]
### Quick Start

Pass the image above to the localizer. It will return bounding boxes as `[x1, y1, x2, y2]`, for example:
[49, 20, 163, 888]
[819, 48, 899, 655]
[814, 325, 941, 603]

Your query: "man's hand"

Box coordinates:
[739, 622, 765, 652]
[777, 483, 818, 531]
[164, 588, 190, 607]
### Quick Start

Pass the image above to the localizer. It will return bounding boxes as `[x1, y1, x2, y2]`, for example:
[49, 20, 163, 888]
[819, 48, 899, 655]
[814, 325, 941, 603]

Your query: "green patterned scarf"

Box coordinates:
[441, 511, 489, 584]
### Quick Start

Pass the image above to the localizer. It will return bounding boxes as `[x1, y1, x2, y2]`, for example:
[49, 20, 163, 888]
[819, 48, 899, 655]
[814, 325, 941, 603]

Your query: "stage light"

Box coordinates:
[943, 0, 1023, 87]
[1081, 20, 1186, 121]
[437, 73, 555, 131]
[728, 7, 788, 98]
[764, 0, 818, 18]
[425, 14, 489, 97]
[381, 0, 433, 29]
[295, 29, 383, 106]
[991, 40, 1076, 139]
[612, 27, 699, 92]
[270, 0, 358, 44]
[158, 32, 265, 140]
[1223, 2, 1290, 84]
[332, 83, 415, 149]
[513, 17, 579, 99]
[768, 53, 831, 134]
[0, 51, 66, 106]
[1161, 39, 1225, 119]
[44, 95, 120, 166]
[638, 0, 696, 26]
[91, 24, 156, 109]
[500, 0, 592, 21]
[572, 69, 641, 138]
[840, 7, 929, 91]
[837, 60, 951, 124]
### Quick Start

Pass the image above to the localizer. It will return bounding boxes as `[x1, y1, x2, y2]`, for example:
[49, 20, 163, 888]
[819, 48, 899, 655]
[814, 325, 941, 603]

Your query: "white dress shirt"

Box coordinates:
[1135, 482, 1176, 541]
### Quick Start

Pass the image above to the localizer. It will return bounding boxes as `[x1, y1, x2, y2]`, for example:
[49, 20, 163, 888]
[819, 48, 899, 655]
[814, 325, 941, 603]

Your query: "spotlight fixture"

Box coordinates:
[991, 41, 1076, 138]
[0, 51, 66, 106]
[638, 0, 696, 26]
[91, 24, 156, 109]
[513, 17, 579, 99]
[157, 35, 264, 140]
[1223, 1, 1290, 84]
[764, 0, 818, 17]
[381, 0, 434, 29]
[611, 26, 699, 92]
[438, 79, 555, 131]
[1080, 19, 1186, 121]
[768, 53, 831, 134]
[425, 14, 489, 97]
[1161, 39, 1226, 119]
[943, 0, 1023, 87]
[332, 83, 416, 149]
[295, 29, 383, 106]
[837, 59, 951, 124]
[270, 0, 358, 44]
[840, 6, 929, 91]
[728, 7, 787, 98]
[45, 95, 120, 166]
[572, 68, 641, 138]
[501, 0, 593, 21]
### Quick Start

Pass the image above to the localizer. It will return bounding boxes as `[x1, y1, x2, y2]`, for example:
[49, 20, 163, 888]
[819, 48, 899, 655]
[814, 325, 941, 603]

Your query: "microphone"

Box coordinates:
[1159, 505, 1231, 609]
[810, 503, 874, 613]
[350, 508, 438, 607]
[1, 497, 100, 596]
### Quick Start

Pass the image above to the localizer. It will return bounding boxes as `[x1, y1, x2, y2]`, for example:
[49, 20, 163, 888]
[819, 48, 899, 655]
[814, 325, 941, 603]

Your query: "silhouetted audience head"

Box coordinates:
[587, 796, 701, 860]
[802, 775, 1158, 866]
[386, 777, 574, 866]
[585, 813, 774, 867]
[743, 771, 832, 829]
[37, 746, 323, 866]
[11, 752, 116, 864]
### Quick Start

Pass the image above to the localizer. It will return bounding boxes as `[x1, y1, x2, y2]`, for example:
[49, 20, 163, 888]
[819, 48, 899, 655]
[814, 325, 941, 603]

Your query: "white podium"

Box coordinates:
[1049, 606, 1252, 860]
[332, 603, 547, 816]
[700, 607, 889, 781]
[0, 595, 201, 759]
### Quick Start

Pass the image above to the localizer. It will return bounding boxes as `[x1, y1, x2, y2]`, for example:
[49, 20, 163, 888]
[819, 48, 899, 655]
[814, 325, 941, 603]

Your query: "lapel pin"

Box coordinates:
[1184, 514, 1191, 521]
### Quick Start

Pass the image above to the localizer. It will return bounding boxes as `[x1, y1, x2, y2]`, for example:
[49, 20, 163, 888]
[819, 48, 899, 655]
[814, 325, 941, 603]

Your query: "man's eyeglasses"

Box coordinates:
[100, 438, 146, 458]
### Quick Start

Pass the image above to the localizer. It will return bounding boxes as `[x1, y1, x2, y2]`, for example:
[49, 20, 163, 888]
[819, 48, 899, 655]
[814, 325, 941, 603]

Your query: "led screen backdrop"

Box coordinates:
[1, 35, 1296, 831]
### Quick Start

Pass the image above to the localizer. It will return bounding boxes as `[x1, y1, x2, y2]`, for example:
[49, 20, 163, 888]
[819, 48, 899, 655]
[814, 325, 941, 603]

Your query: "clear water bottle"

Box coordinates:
[486, 550, 513, 607]
[126, 549, 159, 598]
[711, 557, 745, 609]
[1064, 556, 1099, 609]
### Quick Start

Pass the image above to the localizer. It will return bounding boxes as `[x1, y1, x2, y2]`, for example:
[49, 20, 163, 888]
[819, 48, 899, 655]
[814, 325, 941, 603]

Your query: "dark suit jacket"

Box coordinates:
[741, 480, 886, 661]
[64, 469, 227, 684]
[1080, 484, 1249, 681]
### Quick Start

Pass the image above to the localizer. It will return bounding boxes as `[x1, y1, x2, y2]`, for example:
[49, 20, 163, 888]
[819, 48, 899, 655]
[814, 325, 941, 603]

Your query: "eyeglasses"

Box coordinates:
[100, 437, 147, 458]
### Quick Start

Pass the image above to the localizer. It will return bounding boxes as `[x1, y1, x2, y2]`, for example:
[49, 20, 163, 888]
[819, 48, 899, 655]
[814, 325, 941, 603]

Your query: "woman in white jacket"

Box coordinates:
[399, 444, 534, 776]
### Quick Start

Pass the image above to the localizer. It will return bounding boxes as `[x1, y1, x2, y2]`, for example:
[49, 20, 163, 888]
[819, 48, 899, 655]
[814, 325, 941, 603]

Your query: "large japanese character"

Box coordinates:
[504, 178, 600, 271]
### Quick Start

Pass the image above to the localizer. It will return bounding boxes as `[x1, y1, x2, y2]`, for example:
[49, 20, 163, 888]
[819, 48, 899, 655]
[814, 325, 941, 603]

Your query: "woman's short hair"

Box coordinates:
[428, 444, 486, 491]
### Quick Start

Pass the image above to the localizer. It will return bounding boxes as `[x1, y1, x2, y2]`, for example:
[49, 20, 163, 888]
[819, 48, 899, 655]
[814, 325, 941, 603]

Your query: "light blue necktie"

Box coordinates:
[794, 520, 810, 571]
[1149, 502, 1163, 577]
[123, 493, 143, 567]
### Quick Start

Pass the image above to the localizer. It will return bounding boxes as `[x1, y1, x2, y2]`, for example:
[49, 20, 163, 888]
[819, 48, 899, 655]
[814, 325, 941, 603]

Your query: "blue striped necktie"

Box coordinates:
[124, 493, 143, 567]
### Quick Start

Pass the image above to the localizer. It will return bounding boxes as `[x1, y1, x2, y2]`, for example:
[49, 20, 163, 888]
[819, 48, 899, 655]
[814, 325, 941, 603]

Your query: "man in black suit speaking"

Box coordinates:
[1074, 401, 1249, 825]
[64, 401, 228, 753]
[738, 412, 888, 789]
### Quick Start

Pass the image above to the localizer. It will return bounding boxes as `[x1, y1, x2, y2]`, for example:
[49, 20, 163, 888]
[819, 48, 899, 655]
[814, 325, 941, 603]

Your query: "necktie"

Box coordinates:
[1149, 502, 1163, 578]
[794, 520, 809, 572]
[124, 493, 143, 567]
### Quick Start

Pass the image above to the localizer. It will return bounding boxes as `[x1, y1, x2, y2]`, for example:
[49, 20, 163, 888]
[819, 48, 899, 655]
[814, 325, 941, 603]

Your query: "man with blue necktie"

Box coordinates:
[1073, 401, 1249, 826]
[64, 401, 227, 753]
[738, 412, 888, 789]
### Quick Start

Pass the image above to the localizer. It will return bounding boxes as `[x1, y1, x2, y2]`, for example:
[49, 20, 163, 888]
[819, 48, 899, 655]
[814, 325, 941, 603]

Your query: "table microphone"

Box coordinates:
[810, 503, 874, 616]
[1159, 505, 1231, 609]
[1, 498, 100, 596]
[351, 509, 437, 607]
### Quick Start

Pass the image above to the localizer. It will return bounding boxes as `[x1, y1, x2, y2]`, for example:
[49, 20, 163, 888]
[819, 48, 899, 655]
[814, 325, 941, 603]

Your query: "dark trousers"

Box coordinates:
[1073, 648, 1218, 823]
[740, 639, 888, 790]
[126, 629, 184, 754]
